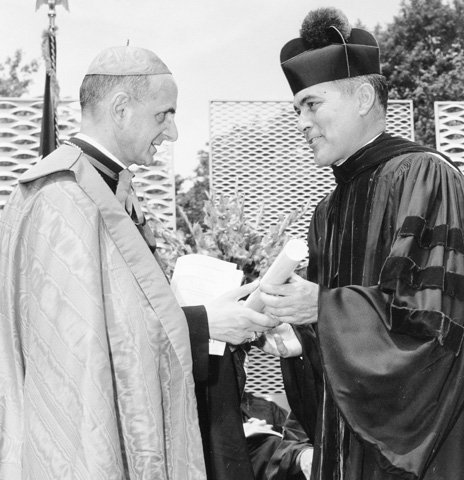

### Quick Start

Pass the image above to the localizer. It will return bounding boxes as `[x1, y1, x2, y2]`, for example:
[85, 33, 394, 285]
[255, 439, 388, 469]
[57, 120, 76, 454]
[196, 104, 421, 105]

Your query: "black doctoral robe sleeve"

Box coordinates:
[182, 306, 255, 480]
[182, 305, 210, 382]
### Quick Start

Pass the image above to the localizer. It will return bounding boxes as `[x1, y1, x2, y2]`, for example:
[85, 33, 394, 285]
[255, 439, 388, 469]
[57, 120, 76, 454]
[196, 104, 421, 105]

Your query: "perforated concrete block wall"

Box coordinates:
[435, 101, 464, 169]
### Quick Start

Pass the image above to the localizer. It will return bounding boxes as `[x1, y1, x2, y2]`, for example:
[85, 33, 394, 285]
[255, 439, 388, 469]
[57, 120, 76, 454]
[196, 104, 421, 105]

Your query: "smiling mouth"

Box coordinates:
[308, 136, 321, 146]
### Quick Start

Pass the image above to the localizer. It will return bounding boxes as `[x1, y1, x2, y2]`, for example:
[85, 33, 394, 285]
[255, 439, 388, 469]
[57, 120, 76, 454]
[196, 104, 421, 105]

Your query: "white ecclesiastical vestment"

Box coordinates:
[0, 145, 206, 480]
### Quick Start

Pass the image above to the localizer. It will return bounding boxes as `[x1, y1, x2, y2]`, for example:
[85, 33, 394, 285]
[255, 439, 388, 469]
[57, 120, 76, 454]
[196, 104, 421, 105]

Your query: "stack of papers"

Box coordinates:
[171, 254, 243, 306]
[171, 254, 244, 355]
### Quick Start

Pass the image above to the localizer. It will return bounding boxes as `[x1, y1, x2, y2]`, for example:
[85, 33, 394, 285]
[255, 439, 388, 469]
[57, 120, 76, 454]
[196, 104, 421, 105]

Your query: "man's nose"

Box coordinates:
[297, 111, 313, 134]
[163, 118, 178, 142]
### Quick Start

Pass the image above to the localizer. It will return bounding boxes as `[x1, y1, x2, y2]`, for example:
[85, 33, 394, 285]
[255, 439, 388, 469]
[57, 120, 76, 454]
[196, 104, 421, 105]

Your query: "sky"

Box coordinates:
[1, 0, 403, 176]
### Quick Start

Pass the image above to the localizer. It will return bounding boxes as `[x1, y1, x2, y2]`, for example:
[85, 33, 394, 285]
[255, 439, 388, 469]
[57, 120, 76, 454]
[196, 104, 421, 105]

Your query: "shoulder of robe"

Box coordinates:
[373, 151, 463, 185]
[19, 144, 82, 184]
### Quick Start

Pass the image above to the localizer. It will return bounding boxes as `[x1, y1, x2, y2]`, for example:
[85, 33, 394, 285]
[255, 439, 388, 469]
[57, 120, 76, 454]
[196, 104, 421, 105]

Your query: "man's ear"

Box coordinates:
[358, 83, 376, 116]
[110, 92, 130, 126]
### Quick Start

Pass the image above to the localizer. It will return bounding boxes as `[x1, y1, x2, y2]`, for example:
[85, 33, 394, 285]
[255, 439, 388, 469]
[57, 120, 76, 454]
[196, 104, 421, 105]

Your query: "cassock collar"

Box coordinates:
[74, 133, 126, 171]
[68, 133, 127, 192]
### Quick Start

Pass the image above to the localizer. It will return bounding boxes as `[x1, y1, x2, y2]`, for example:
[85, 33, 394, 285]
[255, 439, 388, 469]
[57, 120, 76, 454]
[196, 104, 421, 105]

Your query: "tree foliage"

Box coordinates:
[0, 49, 39, 97]
[376, 0, 464, 146]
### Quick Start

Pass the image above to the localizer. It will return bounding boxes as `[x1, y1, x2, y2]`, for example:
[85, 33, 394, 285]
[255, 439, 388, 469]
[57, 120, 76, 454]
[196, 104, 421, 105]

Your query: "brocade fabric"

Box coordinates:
[0, 145, 206, 479]
[284, 134, 464, 479]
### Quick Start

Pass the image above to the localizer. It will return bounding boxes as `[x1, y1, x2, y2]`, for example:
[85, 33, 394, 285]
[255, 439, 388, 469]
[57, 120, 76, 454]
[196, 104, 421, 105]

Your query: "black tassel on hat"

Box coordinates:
[280, 7, 380, 95]
[300, 7, 351, 49]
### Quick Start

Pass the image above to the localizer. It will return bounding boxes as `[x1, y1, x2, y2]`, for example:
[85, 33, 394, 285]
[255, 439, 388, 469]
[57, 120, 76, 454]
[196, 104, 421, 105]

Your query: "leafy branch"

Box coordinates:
[144, 188, 309, 282]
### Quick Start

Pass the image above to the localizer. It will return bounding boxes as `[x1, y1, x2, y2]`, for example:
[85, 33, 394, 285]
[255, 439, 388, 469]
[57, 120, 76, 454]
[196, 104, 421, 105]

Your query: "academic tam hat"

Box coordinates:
[280, 7, 380, 95]
[86, 45, 171, 76]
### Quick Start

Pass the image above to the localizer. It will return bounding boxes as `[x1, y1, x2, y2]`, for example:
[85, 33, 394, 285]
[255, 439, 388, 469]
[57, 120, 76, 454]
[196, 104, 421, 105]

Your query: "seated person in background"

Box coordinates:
[241, 390, 313, 480]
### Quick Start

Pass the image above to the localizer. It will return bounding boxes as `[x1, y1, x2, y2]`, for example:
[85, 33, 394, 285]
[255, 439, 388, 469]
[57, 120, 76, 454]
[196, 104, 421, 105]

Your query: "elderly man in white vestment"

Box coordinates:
[0, 46, 276, 480]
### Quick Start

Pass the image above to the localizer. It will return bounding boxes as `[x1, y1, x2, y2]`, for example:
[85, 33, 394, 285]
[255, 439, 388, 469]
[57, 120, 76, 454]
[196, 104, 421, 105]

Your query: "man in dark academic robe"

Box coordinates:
[240, 391, 312, 480]
[258, 7, 464, 480]
[0, 45, 277, 480]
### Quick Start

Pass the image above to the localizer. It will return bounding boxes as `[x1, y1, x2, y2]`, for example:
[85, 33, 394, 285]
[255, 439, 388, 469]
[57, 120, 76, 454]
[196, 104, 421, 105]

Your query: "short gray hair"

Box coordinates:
[79, 74, 151, 112]
[333, 74, 388, 113]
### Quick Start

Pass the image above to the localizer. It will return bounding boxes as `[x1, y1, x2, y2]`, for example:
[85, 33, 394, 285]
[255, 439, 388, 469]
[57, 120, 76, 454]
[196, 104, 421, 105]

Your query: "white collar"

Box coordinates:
[75, 132, 127, 170]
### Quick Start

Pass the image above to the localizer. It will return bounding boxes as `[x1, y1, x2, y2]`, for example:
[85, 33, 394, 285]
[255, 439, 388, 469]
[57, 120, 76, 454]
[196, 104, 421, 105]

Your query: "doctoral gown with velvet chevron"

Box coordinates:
[282, 133, 464, 480]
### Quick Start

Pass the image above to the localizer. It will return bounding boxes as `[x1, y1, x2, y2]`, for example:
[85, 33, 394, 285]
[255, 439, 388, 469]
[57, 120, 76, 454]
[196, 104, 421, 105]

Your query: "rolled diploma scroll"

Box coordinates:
[244, 238, 307, 312]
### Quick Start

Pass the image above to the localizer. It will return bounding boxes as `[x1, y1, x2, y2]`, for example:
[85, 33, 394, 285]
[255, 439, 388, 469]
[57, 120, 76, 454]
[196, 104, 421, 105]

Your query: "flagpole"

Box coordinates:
[36, 0, 69, 158]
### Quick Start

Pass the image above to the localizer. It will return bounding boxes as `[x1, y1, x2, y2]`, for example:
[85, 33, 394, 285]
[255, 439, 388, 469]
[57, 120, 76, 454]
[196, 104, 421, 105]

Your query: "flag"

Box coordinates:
[39, 27, 60, 159]
[36, 0, 70, 11]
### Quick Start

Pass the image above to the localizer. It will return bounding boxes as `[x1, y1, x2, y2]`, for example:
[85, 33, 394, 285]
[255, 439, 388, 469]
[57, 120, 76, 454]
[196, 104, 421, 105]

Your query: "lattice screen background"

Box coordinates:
[435, 101, 464, 169]
[132, 143, 175, 229]
[210, 99, 415, 395]
[0, 97, 175, 228]
[0, 98, 79, 209]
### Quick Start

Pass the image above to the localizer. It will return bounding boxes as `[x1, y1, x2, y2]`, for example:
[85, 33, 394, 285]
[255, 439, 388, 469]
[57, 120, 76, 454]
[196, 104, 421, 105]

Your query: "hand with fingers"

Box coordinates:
[257, 323, 303, 357]
[205, 281, 281, 345]
[259, 273, 319, 326]
[243, 417, 275, 437]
